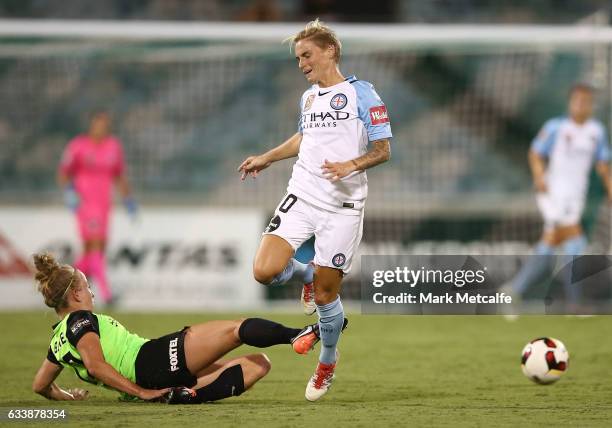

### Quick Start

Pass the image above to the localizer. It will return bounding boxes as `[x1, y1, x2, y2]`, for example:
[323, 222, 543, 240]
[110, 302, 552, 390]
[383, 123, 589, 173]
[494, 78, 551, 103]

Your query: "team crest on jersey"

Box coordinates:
[330, 93, 347, 110]
[332, 253, 346, 267]
[304, 94, 315, 112]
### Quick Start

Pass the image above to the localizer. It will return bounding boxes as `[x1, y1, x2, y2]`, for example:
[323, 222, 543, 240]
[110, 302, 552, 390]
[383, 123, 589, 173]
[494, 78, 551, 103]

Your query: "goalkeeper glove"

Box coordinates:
[63, 185, 80, 212]
[123, 196, 138, 220]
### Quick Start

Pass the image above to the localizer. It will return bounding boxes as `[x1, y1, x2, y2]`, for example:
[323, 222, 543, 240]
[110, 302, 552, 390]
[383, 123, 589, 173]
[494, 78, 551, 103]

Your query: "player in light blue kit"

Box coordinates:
[238, 19, 392, 400]
[510, 84, 611, 311]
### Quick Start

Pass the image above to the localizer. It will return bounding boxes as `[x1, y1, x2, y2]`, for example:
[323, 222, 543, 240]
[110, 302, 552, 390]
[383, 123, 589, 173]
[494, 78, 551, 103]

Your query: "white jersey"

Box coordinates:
[531, 116, 610, 200]
[287, 75, 393, 215]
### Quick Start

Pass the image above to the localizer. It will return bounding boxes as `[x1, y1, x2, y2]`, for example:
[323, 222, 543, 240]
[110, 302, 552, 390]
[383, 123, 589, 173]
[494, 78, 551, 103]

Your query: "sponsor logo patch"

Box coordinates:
[70, 318, 91, 334]
[86, 218, 100, 231]
[330, 93, 347, 110]
[169, 338, 179, 372]
[332, 253, 346, 267]
[265, 215, 281, 233]
[369, 106, 389, 124]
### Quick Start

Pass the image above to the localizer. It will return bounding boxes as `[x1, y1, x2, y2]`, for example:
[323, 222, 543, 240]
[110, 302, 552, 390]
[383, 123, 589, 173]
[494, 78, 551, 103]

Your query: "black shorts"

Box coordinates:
[134, 328, 197, 389]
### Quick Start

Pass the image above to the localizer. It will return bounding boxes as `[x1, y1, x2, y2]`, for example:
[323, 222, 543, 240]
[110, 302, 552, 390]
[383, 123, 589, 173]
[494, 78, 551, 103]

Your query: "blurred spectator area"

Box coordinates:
[0, 0, 610, 24]
[0, 37, 597, 210]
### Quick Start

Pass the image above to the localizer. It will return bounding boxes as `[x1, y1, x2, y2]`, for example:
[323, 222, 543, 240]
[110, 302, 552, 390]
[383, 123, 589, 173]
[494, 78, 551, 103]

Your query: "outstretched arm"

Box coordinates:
[238, 133, 302, 180]
[321, 139, 390, 182]
[77, 332, 169, 401]
[32, 359, 88, 401]
[596, 161, 612, 202]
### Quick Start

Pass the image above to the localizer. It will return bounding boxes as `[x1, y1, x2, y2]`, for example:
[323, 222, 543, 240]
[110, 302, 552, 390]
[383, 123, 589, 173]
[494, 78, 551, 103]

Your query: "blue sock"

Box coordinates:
[292, 259, 314, 284]
[561, 235, 587, 305]
[513, 241, 555, 296]
[562, 235, 587, 256]
[317, 297, 344, 364]
[269, 258, 314, 286]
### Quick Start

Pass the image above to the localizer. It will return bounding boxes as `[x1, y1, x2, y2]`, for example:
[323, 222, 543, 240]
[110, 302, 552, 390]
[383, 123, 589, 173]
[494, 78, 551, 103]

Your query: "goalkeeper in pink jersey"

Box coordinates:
[57, 111, 137, 305]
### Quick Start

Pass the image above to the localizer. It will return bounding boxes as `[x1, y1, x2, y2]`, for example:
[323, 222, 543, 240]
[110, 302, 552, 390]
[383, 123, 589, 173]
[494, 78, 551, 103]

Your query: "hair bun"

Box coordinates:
[32, 252, 76, 309]
[33, 252, 59, 286]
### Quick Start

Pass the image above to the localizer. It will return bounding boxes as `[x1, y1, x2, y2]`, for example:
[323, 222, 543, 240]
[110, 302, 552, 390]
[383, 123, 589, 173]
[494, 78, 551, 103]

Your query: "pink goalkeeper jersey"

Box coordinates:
[59, 135, 125, 209]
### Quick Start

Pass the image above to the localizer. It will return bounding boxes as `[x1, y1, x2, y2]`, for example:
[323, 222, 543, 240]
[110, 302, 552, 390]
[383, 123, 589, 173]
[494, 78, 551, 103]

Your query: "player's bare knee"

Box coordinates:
[233, 319, 246, 341]
[253, 264, 276, 285]
[241, 354, 271, 384]
[254, 353, 272, 377]
[32, 383, 44, 395]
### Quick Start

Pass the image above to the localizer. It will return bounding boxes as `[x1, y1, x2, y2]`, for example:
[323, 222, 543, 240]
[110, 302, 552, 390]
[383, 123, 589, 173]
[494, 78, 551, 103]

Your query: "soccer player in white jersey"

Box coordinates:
[238, 19, 392, 400]
[510, 84, 612, 310]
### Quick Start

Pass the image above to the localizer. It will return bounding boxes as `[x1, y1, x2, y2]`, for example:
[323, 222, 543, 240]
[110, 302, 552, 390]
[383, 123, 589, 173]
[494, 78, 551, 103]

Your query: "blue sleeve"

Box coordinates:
[595, 123, 611, 162]
[353, 81, 393, 142]
[531, 118, 561, 156]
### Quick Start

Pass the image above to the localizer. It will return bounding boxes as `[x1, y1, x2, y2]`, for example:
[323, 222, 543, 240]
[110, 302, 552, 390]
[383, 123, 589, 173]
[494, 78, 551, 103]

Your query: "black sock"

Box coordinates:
[238, 318, 302, 347]
[196, 365, 245, 403]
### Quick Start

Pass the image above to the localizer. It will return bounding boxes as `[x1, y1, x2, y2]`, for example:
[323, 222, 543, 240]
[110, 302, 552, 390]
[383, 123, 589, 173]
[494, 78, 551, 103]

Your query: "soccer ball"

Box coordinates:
[521, 337, 569, 384]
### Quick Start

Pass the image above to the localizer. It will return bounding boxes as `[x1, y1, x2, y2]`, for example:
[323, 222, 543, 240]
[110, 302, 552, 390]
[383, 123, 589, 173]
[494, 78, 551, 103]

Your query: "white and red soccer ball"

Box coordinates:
[521, 337, 569, 384]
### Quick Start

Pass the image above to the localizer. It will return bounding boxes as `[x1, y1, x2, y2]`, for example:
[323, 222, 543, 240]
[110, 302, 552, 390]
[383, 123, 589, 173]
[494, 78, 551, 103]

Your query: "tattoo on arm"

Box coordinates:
[352, 139, 390, 171]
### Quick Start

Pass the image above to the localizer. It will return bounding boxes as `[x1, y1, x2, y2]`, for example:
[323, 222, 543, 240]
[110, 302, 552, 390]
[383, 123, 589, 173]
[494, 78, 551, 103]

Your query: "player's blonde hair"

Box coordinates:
[285, 19, 342, 63]
[569, 82, 594, 97]
[33, 252, 77, 309]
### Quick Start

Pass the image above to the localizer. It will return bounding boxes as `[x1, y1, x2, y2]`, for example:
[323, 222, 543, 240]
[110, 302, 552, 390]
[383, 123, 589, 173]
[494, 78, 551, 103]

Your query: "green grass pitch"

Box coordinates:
[1, 312, 611, 427]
